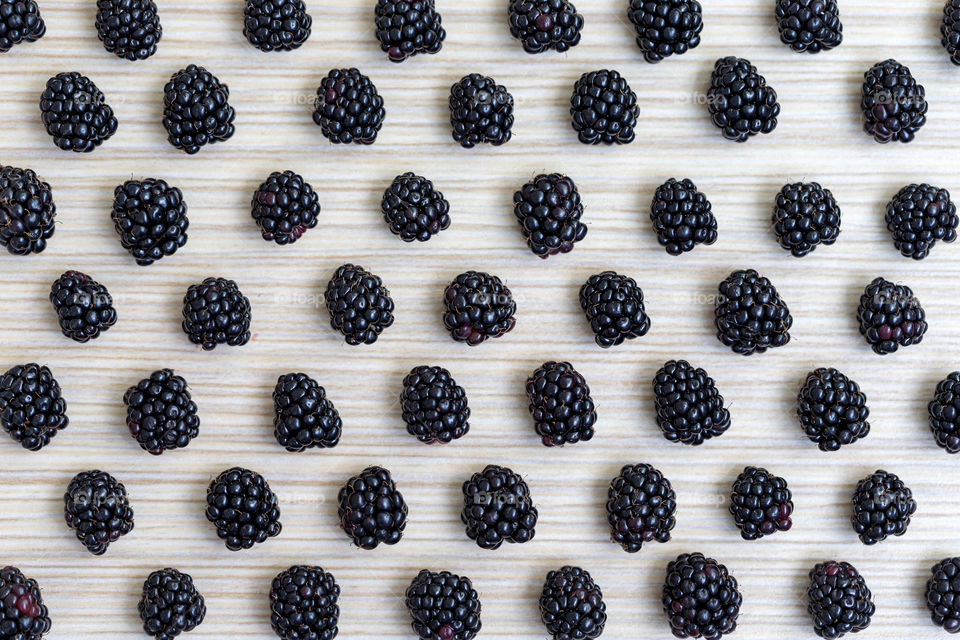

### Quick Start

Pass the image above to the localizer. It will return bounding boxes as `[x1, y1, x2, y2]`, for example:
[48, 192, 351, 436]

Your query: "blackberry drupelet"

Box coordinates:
[772, 182, 841, 257]
[927, 557, 960, 633]
[930, 372, 960, 453]
[272, 372, 342, 452]
[508, 0, 583, 54]
[627, 0, 702, 63]
[714, 269, 791, 355]
[579, 271, 650, 348]
[570, 69, 639, 145]
[243, 0, 311, 52]
[443, 271, 516, 345]
[138, 568, 206, 640]
[729, 466, 792, 540]
[111, 178, 188, 265]
[270, 566, 339, 640]
[40, 72, 117, 152]
[851, 469, 916, 545]
[123, 369, 199, 455]
[96, 0, 162, 60]
[338, 466, 407, 549]
[49, 271, 117, 343]
[775, 0, 842, 53]
[182, 277, 251, 350]
[808, 561, 874, 639]
[856, 277, 926, 354]
[707, 57, 779, 142]
[0, 566, 51, 640]
[375, 0, 445, 62]
[313, 68, 384, 145]
[401, 365, 470, 444]
[251, 170, 320, 245]
[324, 264, 394, 345]
[513, 173, 587, 258]
[797, 368, 870, 451]
[606, 463, 675, 553]
[381, 172, 450, 242]
[0, 0, 44, 52]
[662, 553, 741, 640]
[0, 363, 68, 452]
[163, 65, 235, 154]
[449, 74, 514, 148]
[205, 467, 282, 551]
[0, 165, 56, 256]
[885, 183, 957, 260]
[943, 0, 960, 65]
[63, 469, 134, 555]
[526, 361, 596, 447]
[650, 178, 716, 255]
[539, 566, 606, 640]
[461, 464, 538, 550]
[861, 59, 927, 144]
[405, 570, 481, 640]
[653, 360, 730, 446]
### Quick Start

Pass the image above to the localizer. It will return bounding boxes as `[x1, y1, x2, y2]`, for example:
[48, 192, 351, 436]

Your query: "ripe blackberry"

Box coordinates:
[181, 277, 251, 350]
[797, 368, 870, 452]
[508, 0, 583, 54]
[251, 170, 320, 245]
[807, 561, 874, 638]
[39, 72, 117, 152]
[526, 361, 596, 447]
[650, 178, 716, 255]
[539, 566, 606, 640]
[111, 178, 188, 265]
[205, 467, 282, 551]
[337, 466, 407, 549]
[579, 270, 650, 348]
[449, 74, 514, 148]
[400, 365, 470, 444]
[375, 0, 445, 62]
[707, 57, 779, 142]
[856, 277, 926, 354]
[930, 372, 960, 453]
[405, 570, 481, 640]
[272, 372, 342, 452]
[443, 271, 516, 345]
[96, 0, 162, 60]
[0, 0, 44, 52]
[627, 0, 702, 63]
[714, 269, 791, 356]
[0, 566, 51, 640]
[461, 464, 538, 550]
[513, 173, 587, 258]
[313, 68, 384, 145]
[0, 165, 56, 256]
[851, 469, 916, 545]
[943, 0, 960, 65]
[381, 172, 450, 242]
[324, 264, 394, 345]
[606, 463, 675, 553]
[885, 183, 957, 260]
[927, 557, 960, 633]
[138, 568, 206, 640]
[163, 65, 235, 154]
[243, 0, 311, 52]
[772, 182, 841, 257]
[728, 466, 792, 540]
[49, 271, 117, 343]
[0, 363, 68, 452]
[123, 369, 198, 455]
[570, 69, 639, 145]
[861, 59, 927, 144]
[63, 469, 134, 555]
[653, 360, 729, 446]
[662, 553, 741, 640]
[775, 0, 842, 53]
[270, 566, 339, 640]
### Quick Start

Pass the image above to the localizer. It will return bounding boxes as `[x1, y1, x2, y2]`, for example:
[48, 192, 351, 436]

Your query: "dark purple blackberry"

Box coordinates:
[808, 562, 874, 639]
[123, 368, 198, 455]
[772, 181, 841, 257]
[797, 368, 870, 452]
[539, 566, 606, 640]
[653, 360, 729, 446]
[163, 65, 235, 154]
[401, 365, 470, 444]
[49, 271, 117, 343]
[606, 463, 675, 553]
[337, 466, 407, 549]
[324, 263, 394, 345]
[728, 466, 792, 540]
[856, 277, 926, 354]
[205, 467, 282, 551]
[943, 0, 960, 65]
[885, 183, 957, 260]
[861, 59, 927, 144]
[272, 372, 341, 452]
[650, 178, 716, 255]
[251, 170, 320, 245]
[0, 165, 56, 256]
[111, 178, 188, 265]
[851, 469, 916, 545]
[405, 570, 481, 640]
[579, 270, 650, 348]
[714, 269, 791, 356]
[0, 363, 68, 452]
[375, 0, 445, 62]
[63, 469, 134, 555]
[0, 0, 44, 52]
[513, 173, 587, 258]
[707, 57, 779, 142]
[138, 568, 206, 640]
[570, 69, 639, 145]
[443, 271, 516, 345]
[39, 72, 117, 152]
[508, 0, 583, 54]
[96, 0, 162, 60]
[313, 68, 385, 145]
[930, 372, 960, 453]
[526, 361, 596, 447]
[627, 0, 702, 62]
[381, 172, 450, 242]
[181, 277, 251, 350]
[461, 464, 538, 550]
[0, 566, 51, 640]
[775, 0, 842, 53]
[244, 0, 311, 51]
[662, 553, 741, 640]
[449, 74, 514, 148]
[927, 557, 960, 633]
[270, 566, 339, 640]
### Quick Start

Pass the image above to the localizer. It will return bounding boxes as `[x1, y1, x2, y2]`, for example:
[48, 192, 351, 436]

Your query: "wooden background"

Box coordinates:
[2, 0, 960, 638]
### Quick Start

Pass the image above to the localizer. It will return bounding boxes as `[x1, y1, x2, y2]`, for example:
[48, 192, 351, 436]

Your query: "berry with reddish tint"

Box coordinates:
[662, 553, 741, 639]
[607, 463, 675, 553]
[375, 0, 445, 62]
[729, 466, 792, 540]
[509, 0, 583, 54]
[539, 566, 606, 640]
[0, 566, 51, 640]
[337, 466, 407, 549]
[808, 561, 874, 638]
[251, 171, 320, 245]
[856, 277, 926, 354]
[861, 59, 927, 144]
[513, 173, 587, 258]
[405, 570, 481, 640]
[63, 469, 134, 555]
[443, 271, 516, 345]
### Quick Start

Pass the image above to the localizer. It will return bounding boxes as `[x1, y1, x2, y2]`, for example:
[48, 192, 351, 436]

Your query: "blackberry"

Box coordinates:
[163, 65, 235, 154]
[0, 0, 44, 52]
[123, 369, 199, 455]
[0, 363, 68, 452]
[653, 360, 730, 446]
[856, 277, 926, 354]
[205, 467, 282, 551]
[313, 68, 385, 145]
[181, 277, 252, 350]
[337, 466, 407, 549]
[627, 0, 703, 63]
[570, 69, 639, 145]
[927, 557, 960, 633]
[443, 271, 516, 345]
[324, 263, 394, 345]
[797, 368, 870, 452]
[579, 270, 650, 348]
[539, 566, 606, 640]
[606, 463, 675, 553]
[243, 0, 311, 52]
[508, 0, 583, 54]
[851, 469, 916, 545]
[885, 183, 957, 260]
[272, 372, 342, 452]
[775, 0, 842, 53]
[405, 570, 481, 640]
[650, 178, 716, 255]
[270, 566, 339, 640]
[63, 469, 134, 555]
[461, 464, 538, 550]
[449, 74, 514, 148]
[39, 72, 117, 152]
[662, 553, 741, 640]
[861, 59, 927, 144]
[0, 566, 51, 640]
[138, 568, 206, 640]
[0, 165, 56, 256]
[943, 0, 960, 65]
[525, 361, 596, 447]
[111, 178, 188, 265]
[49, 271, 117, 343]
[95, 0, 162, 60]
[772, 182, 841, 257]
[400, 365, 470, 444]
[707, 57, 779, 142]
[807, 561, 874, 638]
[251, 170, 320, 245]
[375, 0, 445, 62]
[930, 372, 960, 453]
[714, 269, 792, 356]
[381, 172, 450, 242]
[728, 466, 792, 540]
[513, 173, 587, 258]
